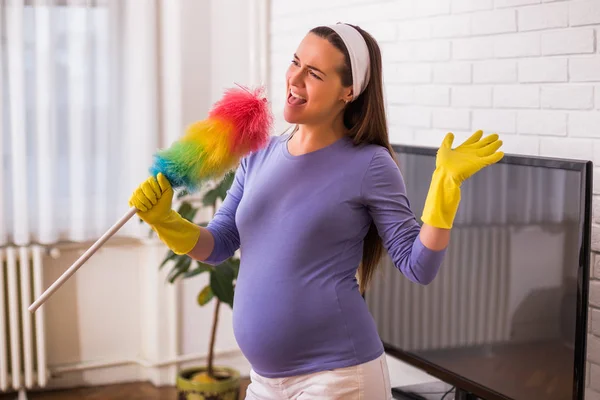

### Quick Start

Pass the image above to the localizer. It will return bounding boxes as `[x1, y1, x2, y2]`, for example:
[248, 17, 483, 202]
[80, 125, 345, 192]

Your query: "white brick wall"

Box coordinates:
[269, 0, 600, 395]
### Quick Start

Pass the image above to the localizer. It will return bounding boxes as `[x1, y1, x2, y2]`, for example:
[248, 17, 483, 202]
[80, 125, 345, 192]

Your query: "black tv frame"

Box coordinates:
[380, 144, 593, 400]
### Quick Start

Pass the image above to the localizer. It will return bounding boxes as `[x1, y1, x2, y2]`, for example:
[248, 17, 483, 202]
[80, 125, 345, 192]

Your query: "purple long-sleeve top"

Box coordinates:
[205, 133, 446, 378]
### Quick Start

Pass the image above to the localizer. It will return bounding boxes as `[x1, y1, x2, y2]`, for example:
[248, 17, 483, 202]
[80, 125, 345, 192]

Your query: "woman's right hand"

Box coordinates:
[129, 172, 201, 255]
[129, 173, 174, 226]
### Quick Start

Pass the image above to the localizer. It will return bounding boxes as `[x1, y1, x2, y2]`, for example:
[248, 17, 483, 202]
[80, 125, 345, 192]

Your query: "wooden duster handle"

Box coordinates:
[28, 207, 139, 313]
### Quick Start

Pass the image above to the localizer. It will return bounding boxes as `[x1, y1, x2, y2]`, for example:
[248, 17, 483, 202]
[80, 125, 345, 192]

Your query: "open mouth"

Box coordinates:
[287, 88, 307, 106]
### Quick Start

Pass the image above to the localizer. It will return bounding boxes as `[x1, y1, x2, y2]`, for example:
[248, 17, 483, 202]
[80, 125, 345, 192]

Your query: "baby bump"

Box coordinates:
[232, 278, 354, 374]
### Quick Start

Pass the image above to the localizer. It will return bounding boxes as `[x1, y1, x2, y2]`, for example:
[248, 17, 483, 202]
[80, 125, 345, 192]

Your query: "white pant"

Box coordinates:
[244, 353, 392, 400]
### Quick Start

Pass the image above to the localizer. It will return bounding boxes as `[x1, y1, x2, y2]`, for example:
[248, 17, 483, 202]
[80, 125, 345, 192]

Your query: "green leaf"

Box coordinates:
[229, 258, 240, 279]
[167, 256, 192, 283]
[197, 285, 214, 306]
[177, 201, 193, 215]
[176, 189, 189, 199]
[202, 172, 235, 207]
[210, 264, 235, 308]
[183, 262, 213, 278]
[215, 172, 235, 199]
[202, 187, 220, 207]
[181, 208, 198, 223]
[160, 250, 178, 269]
[216, 258, 240, 279]
[177, 201, 198, 223]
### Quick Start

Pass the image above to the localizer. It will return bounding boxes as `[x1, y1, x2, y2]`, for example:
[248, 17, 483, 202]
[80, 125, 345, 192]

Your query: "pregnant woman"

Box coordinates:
[130, 22, 503, 399]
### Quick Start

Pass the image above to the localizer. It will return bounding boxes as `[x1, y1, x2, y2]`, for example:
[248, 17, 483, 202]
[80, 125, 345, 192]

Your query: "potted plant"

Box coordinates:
[146, 172, 241, 400]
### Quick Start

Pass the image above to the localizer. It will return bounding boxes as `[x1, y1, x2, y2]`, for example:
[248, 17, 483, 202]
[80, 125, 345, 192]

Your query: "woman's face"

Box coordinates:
[283, 33, 352, 125]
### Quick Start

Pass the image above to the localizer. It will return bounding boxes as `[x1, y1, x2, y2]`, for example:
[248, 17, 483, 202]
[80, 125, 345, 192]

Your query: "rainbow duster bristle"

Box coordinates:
[150, 85, 272, 192]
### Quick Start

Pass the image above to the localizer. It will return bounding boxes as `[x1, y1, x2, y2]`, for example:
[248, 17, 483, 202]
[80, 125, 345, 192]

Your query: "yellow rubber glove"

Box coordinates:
[129, 173, 201, 255]
[421, 130, 504, 229]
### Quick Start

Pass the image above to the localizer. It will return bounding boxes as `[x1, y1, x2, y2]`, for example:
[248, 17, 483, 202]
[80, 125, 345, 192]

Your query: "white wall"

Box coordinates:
[270, 0, 600, 158]
[269, 0, 600, 398]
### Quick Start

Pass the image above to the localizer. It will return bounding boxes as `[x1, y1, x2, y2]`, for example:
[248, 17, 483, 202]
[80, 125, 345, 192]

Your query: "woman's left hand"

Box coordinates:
[435, 130, 504, 186]
[420, 130, 504, 230]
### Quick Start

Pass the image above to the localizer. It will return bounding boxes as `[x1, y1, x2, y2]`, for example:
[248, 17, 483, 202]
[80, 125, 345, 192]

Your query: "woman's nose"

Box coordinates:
[289, 68, 304, 87]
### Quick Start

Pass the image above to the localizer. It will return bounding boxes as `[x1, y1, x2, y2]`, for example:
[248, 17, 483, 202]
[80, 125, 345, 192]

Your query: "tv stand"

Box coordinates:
[392, 383, 482, 400]
[455, 387, 478, 400]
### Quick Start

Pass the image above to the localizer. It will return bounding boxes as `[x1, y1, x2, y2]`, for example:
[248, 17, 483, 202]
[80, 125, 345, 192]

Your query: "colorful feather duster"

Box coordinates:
[30, 85, 273, 312]
[150, 85, 272, 191]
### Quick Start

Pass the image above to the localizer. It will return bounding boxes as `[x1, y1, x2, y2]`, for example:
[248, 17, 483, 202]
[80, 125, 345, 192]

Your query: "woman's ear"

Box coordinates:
[341, 87, 353, 104]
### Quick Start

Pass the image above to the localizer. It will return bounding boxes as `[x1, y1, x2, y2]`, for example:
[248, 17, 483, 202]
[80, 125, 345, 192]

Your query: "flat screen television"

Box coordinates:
[365, 144, 592, 400]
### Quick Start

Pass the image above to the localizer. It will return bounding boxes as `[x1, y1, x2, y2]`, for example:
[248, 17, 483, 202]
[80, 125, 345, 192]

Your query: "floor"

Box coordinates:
[0, 379, 251, 400]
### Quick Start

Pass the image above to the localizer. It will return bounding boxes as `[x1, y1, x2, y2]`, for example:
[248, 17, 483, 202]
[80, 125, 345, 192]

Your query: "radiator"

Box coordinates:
[0, 246, 48, 392]
[366, 226, 511, 352]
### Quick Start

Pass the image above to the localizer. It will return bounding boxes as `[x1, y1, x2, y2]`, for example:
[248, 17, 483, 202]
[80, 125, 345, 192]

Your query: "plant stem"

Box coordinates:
[207, 297, 221, 378]
[207, 197, 220, 379]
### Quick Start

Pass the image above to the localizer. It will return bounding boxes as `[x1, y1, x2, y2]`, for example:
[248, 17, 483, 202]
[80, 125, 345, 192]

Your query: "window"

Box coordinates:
[1, 1, 153, 246]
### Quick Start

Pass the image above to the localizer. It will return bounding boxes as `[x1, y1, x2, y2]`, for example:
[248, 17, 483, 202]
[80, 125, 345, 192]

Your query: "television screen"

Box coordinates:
[365, 146, 591, 400]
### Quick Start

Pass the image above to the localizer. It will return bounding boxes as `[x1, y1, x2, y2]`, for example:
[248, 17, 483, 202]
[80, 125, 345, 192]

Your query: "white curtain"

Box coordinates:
[0, 0, 161, 246]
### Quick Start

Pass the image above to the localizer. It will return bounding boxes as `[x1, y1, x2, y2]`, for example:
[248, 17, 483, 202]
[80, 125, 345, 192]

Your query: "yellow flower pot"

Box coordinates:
[177, 366, 241, 400]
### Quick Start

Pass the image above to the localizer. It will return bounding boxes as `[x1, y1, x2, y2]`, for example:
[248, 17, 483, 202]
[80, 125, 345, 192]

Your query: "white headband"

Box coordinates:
[327, 23, 371, 101]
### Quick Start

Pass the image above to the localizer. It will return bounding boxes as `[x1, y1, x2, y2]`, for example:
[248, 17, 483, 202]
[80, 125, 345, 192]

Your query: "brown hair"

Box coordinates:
[309, 24, 397, 295]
